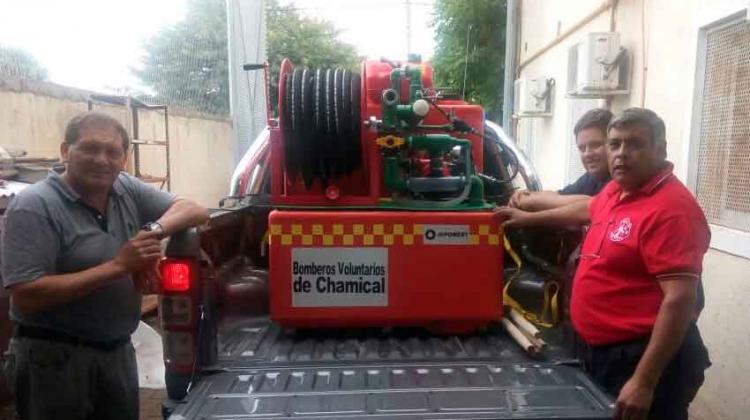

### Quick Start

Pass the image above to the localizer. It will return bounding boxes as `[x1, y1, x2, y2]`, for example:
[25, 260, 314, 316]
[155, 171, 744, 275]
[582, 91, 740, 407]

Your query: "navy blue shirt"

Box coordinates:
[559, 172, 611, 196]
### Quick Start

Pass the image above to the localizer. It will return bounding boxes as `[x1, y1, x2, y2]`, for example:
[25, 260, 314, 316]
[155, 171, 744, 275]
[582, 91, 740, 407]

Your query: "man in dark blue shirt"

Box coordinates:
[558, 168, 610, 196]
[510, 108, 612, 211]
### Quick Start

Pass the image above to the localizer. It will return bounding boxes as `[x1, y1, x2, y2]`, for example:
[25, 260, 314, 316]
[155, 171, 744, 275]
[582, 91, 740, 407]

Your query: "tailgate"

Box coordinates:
[168, 318, 614, 419]
[170, 363, 611, 419]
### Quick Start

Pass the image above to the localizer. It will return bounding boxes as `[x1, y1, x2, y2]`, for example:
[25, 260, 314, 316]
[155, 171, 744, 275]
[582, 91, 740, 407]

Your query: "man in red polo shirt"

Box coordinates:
[498, 108, 710, 420]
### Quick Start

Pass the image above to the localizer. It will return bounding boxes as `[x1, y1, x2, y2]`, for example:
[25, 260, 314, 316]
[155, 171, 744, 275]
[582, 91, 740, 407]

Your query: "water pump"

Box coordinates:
[271, 58, 489, 210]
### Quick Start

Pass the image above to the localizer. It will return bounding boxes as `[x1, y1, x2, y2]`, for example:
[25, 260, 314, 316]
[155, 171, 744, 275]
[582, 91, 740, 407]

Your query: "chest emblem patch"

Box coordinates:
[609, 217, 632, 242]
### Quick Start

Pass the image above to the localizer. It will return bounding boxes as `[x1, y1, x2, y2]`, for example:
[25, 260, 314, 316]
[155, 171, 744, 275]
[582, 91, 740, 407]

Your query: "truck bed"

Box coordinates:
[167, 318, 613, 419]
[214, 318, 572, 367]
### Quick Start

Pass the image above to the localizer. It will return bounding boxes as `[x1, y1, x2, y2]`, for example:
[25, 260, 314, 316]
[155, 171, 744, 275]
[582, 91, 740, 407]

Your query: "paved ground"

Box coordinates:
[140, 312, 167, 419]
[140, 388, 167, 420]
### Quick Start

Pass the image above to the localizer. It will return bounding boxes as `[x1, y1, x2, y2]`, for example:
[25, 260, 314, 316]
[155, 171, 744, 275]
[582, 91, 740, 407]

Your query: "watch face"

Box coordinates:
[149, 223, 164, 235]
[143, 223, 161, 233]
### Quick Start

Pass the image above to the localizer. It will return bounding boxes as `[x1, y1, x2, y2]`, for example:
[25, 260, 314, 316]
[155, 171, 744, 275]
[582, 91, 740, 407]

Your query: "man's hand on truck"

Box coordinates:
[494, 197, 591, 229]
[494, 206, 533, 228]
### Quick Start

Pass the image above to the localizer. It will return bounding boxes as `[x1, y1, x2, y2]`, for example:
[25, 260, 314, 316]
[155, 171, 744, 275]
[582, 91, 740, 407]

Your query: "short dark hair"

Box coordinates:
[574, 108, 613, 137]
[64, 112, 130, 151]
[607, 107, 666, 145]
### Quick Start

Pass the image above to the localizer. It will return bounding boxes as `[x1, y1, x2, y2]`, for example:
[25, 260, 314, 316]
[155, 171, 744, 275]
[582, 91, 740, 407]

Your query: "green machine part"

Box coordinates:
[390, 65, 423, 102]
[378, 65, 489, 210]
[408, 133, 465, 155]
[384, 133, 468, 193]
[382, 66, 424, 130]
[384, 156, 406, 192]
[382, 134, 486, 209]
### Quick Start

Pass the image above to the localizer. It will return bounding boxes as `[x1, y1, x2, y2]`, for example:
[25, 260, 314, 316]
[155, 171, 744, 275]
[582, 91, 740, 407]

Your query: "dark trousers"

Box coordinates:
[3, 337, 139, 420]
[578, 324, 710, 420]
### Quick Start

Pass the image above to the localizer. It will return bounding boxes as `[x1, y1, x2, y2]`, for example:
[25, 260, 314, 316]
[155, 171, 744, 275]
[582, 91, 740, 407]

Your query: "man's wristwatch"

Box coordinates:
[143, 221, 165, 239]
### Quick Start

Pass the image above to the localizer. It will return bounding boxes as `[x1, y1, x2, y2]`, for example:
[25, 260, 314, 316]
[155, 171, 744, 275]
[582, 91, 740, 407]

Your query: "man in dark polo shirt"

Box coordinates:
[509, 108, 612, 211]
[1, 112, 208, 419]
[499, 108, 711, 420]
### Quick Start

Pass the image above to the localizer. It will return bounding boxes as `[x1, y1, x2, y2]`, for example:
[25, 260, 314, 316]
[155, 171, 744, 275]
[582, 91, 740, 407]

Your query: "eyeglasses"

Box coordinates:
[579, 218, 615, 260]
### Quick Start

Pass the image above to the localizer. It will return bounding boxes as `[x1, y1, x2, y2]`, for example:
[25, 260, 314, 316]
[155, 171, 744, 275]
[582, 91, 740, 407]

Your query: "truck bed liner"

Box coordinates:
[214, 318, 577, 367]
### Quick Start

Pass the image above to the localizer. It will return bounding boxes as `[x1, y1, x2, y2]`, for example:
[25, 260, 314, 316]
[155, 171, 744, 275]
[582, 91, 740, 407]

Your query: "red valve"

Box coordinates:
[325, 185, 341, 201]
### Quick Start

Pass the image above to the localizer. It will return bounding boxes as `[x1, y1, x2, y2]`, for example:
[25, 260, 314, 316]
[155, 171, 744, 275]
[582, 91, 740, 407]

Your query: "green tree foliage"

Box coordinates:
[431, 0, 506, 121]
[134, 0, 359, 116]
[266, 0, 360, 112]
[0, 45, 48, 81]
[134, 0, 229, 115]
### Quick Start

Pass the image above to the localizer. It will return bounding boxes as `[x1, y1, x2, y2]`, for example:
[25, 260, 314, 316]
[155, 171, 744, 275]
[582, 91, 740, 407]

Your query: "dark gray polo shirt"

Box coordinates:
[1, 170, 174, 342]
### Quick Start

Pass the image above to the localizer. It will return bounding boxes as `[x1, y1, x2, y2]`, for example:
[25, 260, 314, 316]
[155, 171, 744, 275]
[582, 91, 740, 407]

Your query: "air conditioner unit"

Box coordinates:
[567, 32, 629, 97]
[514, 77, 553, 117]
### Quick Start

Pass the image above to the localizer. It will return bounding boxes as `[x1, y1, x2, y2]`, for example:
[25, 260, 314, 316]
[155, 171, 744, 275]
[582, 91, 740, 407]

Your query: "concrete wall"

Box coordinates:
[0, 78, 234, 208]
[692, 250, 750, 420]
[516, 1, 750, 419]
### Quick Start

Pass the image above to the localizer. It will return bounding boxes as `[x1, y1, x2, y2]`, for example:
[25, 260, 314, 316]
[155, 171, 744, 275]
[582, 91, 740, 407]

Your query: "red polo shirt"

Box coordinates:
[570, 163, 710, 346]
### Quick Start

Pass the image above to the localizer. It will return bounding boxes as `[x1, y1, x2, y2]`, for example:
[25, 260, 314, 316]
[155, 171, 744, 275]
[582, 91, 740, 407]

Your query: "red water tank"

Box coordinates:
[269, 210, 503, 333]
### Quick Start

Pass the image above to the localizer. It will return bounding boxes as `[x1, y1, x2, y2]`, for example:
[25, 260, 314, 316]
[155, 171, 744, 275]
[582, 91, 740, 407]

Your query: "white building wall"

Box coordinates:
[517, 0, 612, 189]
[516, 1, 750, 419]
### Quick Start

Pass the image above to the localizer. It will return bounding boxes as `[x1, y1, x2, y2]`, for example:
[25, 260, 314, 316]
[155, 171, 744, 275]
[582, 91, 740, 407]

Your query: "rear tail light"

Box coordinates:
[163, 331, 194, 368]
[159, 295, 193, 326]
[159, 259, 200, 378]
[161, 259, 192, 292]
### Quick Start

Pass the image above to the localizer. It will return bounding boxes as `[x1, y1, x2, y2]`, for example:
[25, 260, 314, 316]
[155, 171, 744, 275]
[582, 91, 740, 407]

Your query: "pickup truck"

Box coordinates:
[159, 122, 614, 419]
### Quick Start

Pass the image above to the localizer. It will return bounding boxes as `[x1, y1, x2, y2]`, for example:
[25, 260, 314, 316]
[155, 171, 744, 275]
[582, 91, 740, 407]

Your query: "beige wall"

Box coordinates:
[693, 250, 750, 420]
[517, 0, 750, 186]
[516, 1, 750, 419]
[135, 108, 235, 208]
[0, 78, 234, 208]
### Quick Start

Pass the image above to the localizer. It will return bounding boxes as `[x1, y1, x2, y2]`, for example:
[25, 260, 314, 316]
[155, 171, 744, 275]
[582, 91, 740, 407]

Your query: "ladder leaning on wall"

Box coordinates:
[87, 94, 171, 191]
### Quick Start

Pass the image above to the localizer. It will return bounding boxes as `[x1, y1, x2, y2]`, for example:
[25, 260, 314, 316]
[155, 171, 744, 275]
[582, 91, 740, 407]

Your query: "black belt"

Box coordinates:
[15, 324, 129, 352]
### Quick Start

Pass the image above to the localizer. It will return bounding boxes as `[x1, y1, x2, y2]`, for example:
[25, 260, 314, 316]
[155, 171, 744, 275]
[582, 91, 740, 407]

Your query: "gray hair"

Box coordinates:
[64, 112, 130, 151]
[607, 107, 666, 145]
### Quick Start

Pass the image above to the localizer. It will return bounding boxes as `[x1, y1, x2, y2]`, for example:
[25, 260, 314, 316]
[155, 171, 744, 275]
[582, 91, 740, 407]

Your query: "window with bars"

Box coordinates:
[694, 17, 750, 238]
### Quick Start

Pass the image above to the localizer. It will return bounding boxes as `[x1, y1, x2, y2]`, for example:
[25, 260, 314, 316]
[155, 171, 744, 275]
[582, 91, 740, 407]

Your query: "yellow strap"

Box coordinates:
[261, 230, 270, 257]
[540, 280, 560, 326]
[550, 283, 559, 324]
[504, 287, 557, 329]
[503, 235, 522, 270]
[502, 234, 559, 328]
